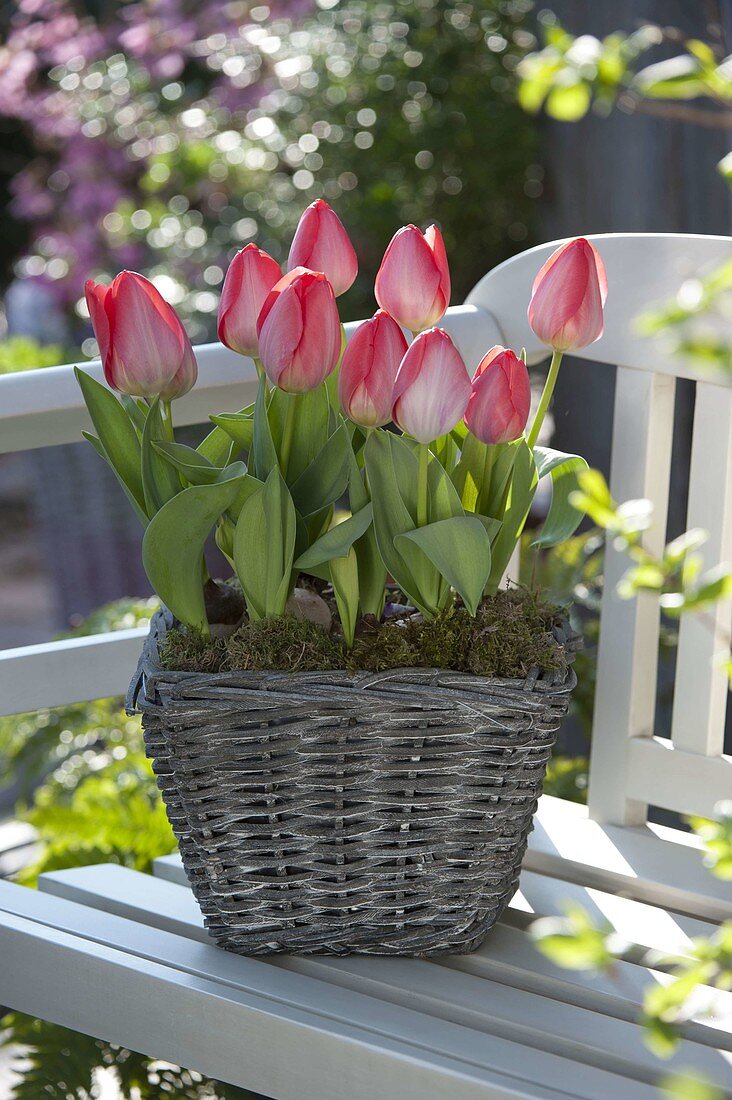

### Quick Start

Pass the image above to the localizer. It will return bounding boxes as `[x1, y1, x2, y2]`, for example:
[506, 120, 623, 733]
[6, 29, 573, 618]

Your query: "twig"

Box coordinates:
[618, 94, 732, 130]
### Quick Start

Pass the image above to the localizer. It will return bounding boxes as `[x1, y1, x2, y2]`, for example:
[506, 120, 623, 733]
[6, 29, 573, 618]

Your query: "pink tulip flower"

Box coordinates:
[256, 267, 342, 393]
[217, 244, 282, 357]
[85, 271, 197, 400]
[464, 346, 531, 445]
[392, 328, 471, 444]
[338, 309, 408, 428]
[375, 224, 451, 334]
[528, 237, 608, 352]
[287, 199, 358, 297]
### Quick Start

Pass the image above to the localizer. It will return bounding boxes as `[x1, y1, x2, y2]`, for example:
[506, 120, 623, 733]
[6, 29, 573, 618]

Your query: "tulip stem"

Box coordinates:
[280, 395, 297, 477]
[527, 350, 562, 451]
[417, 443, 429, 528]
[161, 399, 174, 442]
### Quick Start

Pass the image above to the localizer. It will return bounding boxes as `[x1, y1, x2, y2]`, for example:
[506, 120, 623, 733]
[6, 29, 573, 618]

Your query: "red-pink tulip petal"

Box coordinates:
[288, 199, 358, 297]
[258, 269, 341, 393]
[339, 309, 407, 427]
[528, 237, 607, 352]
[218, 244, 281, 357]
[392, 328, 471, 443]
[465, 346, 531, 445]
[85, 280, 111, 371]
[86, 271, 196, 399]
[375, 224, 450, 333]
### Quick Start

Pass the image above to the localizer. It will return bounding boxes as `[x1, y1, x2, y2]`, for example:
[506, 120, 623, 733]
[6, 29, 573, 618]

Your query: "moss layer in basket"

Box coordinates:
[159, 586, 568, 679]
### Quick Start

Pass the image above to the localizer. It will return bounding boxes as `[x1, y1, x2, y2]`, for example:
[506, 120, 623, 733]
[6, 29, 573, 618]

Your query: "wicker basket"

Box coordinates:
[128, 609, 578, 956]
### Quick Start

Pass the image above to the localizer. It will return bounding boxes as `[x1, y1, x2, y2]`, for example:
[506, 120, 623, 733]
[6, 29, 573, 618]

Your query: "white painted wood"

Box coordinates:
[0, 305, 499, 457]
[525, 795, 732, 923]
[444, 928, 731, 1048]
[588, 368, 677, 825]
[0, 880, 661, 1100]
[467, 233, 732, 379]
[510, 869, 719, 961]
[626, 738, 732, 819]
[41, 863, 732, 1054]
[0, 628, 147, 717]
[670, 382, 732, 756]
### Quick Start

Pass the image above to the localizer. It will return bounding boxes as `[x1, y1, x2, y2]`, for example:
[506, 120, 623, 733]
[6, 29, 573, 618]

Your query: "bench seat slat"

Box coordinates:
[35, 866, 732, 1089]
[44, 862, 731, 1044]
[0, 879, 664, 1100]
[525, 796, 731, 923]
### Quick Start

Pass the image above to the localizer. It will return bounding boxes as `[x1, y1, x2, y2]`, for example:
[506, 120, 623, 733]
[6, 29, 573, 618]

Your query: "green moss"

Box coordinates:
[160, 614, 344, 674]
[159, 588, 569, 680]
[349, 589, 565, 679]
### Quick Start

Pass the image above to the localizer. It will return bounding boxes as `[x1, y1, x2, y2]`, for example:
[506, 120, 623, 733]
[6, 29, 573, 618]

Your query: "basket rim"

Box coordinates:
[127, 607, 580, 715]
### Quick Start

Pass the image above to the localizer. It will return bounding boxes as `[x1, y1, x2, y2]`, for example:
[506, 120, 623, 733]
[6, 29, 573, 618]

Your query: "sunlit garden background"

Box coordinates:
[0, 0, 730, 1095]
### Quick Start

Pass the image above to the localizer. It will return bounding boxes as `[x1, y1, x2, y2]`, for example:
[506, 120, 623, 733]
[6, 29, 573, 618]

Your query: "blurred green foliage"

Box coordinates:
[0, 598, 175, 884]
[0, 1013, 258, 1100]
[532, 807, 732, 1060]
[0, 337, 64, 374]
[0, 597, 260, 1097]
[638, 259, 732, 376]
[517, 12, 731, 169]
[86, 0, 540, 337]
[572, 470, 732, 666]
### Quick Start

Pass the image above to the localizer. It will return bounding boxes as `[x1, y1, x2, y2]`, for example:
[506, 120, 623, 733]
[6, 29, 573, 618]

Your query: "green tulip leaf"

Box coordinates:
[152, 441, 223, 485]
[75, 367, 145, 515]
[294, 503, 373, 570]
[330, 548, 360, 648]
[486, 439, 538, 592]
[252, 374, 278, 480]
[364, 431, 428, 608]
[140, 397, 181, 515]
[289, 423, 351, 518]
[142, 478, 243, 632]
[81, 430, 148, 526]
[532, 447, 590, 548]
[345, 447, 387, 618]
[119, 394, 148, 435]
[269, 385, 330, 484]
[396, 516, 492, 616]
[208, 410, 254, 456]
[233, 467, 296, 621]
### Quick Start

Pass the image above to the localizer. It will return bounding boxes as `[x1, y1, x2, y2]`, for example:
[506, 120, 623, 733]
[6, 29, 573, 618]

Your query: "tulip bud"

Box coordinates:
[85, 271, 197, 400]
[256, 267, 341, 393]
[338, 309, 407, 428]
[392, 328, 471, 444]
[464, 346, 531, 445]
[217, 243, 282, 358]
[375, 224, 450, 334]
[287, 199, 358, 297]
[528, 237, 607, 352]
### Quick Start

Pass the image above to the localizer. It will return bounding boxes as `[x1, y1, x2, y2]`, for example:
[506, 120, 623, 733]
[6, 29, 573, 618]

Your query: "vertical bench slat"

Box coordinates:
[670, 382, 732, 758]
[588, 368, 676, 826]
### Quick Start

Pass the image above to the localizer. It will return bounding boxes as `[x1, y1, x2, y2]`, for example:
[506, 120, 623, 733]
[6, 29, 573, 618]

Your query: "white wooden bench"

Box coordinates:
[0, 233, 730, 1099]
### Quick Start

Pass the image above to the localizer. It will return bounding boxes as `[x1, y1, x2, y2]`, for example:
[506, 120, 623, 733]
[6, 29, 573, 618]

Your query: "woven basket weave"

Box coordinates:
[128, 609, 578, 956]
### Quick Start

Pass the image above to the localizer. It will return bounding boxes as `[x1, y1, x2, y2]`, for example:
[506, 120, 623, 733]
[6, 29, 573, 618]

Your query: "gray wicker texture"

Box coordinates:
[128, 609, 577, 956]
